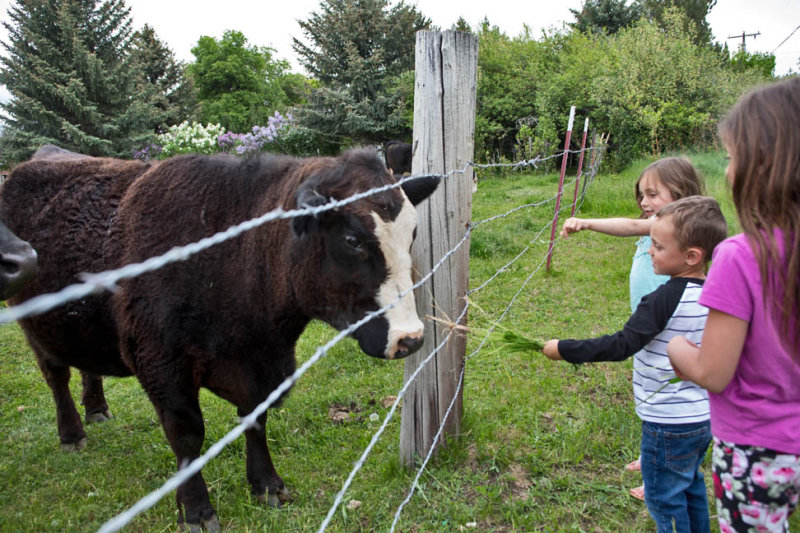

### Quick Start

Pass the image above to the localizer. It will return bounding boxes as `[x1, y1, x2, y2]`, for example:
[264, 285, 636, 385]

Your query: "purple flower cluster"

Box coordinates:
[132, 142, 163, 162]
[131, 112, 294, 160]
[233, 112, 293, 156]
[217, 132, 246, 153]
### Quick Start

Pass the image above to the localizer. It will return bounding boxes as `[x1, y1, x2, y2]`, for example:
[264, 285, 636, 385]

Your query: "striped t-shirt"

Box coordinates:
[558, 277, 709, 424]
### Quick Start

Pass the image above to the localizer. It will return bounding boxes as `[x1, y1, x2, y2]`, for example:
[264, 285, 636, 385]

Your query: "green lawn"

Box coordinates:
[1, 150, 795, 532]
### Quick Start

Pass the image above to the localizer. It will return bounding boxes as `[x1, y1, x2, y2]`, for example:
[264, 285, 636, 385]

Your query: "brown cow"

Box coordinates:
[0, 147, 152, 449]
[5, 148, 438, 531]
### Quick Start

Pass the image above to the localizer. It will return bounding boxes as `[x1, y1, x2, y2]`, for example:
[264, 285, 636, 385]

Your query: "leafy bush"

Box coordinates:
[133, 112, 324, 160]
[474, 8, 771, 169]
[156, 121, 226, 157]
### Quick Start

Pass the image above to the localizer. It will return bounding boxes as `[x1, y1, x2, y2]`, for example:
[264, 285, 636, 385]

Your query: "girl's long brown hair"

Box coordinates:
[634, 157, 705, 218]
[719, 77, 800, 350]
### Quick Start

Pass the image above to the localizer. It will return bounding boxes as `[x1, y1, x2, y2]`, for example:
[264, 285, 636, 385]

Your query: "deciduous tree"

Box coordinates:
[635, 0, 717, 46]
[187, 30, 310, 133]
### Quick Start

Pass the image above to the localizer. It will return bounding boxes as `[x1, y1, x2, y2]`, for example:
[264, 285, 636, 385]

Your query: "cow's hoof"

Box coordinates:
[60, 437, 88, 452]
[181, 515, 220, 533]
[181, 515, 222, 533]
[85, 409, 112, 423]
[259, 487, 292, 508]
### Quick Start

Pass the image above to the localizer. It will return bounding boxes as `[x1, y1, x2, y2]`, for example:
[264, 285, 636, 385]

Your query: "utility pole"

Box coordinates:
[728, 31, 761, 52]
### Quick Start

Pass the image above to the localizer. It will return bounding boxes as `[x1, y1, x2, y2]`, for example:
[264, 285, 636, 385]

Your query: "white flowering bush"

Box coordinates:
[132, 114, 318, 161]
[157, 121, 227, 157]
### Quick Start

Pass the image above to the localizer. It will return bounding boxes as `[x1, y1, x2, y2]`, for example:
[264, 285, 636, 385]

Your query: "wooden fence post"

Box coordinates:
[400, 30, 477, 467]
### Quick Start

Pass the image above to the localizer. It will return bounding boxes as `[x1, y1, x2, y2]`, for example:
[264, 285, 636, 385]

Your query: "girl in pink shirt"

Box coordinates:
[668, 78, 800, 532]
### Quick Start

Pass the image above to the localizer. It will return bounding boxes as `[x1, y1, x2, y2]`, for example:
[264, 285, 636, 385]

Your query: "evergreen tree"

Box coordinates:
[569, 0, 642, 35]
[635, 0, 717, 46]
[130, 24, 199, 131]
[292, 0, 430, 149]
[0, 0, 160, 163]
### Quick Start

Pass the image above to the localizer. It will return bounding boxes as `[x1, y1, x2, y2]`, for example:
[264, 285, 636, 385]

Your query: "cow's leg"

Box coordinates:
[139, 375, 219, 533]
[34, 354, 87, 450]
[80, 371, 111, 423]
[238, 407, 291, 507]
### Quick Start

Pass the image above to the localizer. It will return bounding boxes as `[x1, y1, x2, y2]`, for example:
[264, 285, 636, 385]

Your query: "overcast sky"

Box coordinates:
[1, 0, 798, 103]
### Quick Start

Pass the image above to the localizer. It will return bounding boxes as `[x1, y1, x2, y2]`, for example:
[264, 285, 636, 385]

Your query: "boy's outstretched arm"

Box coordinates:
[560, 217, 653, 238]
[543, 339, 562, 360]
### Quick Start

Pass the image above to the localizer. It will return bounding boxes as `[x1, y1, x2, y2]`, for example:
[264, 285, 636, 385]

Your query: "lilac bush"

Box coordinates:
[217, 132, 246, 153]
[234, 112, 294, 156]
[131, 142, 163, 162]
[132, 112, 296, 160]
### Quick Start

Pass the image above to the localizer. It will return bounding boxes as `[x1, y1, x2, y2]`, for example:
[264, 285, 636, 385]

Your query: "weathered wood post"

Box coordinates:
[400, 30, 477, 466]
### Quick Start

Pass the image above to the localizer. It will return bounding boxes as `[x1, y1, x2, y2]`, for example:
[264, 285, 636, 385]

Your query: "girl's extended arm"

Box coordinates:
[667, 309, 747, 393]
[560, 217, 653, 238]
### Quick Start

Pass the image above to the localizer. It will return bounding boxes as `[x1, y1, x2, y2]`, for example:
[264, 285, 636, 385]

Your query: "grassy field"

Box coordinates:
[0, 150, 795, 532]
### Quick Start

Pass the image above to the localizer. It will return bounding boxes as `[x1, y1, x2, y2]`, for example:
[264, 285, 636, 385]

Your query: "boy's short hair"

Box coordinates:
[656, 195, 728, 263]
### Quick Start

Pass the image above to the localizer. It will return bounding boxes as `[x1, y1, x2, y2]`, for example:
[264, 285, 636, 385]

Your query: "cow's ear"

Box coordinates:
[401, 175, 440, 206]
[292, 187, 328, 237]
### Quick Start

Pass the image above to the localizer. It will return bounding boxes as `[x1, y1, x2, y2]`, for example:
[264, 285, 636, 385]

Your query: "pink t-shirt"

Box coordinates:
[699, 232, 800, 454]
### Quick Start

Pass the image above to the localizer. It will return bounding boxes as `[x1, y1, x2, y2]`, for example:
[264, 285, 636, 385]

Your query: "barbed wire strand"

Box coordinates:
[0, 144, 599, 532]
[321, 158, 603, 531]
[100, 145, 605, 532]
[316, 299, 471, 533]
[390, 218, 564, 533]
[0, 146, 602, 326]
[389, 152, 604, 530]
[97, 202, 477, 533]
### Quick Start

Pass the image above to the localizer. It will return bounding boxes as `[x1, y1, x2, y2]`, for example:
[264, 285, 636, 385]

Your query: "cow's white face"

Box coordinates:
[289, 149, 439, 360]
[370, 195, 423, 359]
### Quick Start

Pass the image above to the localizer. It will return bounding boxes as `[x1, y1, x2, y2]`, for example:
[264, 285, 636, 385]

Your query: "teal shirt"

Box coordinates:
[629, 236, 669, 312]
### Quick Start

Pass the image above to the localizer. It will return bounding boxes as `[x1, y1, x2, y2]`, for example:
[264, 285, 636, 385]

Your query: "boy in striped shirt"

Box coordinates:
[543, 195, 728, 533]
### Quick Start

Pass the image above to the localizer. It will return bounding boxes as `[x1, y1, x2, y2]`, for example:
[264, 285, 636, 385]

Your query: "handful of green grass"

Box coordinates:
[492, 329, 545, 355]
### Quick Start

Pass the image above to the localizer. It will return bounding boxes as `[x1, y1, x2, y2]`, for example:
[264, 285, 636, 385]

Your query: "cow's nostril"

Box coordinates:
[396, 335, 423, 357]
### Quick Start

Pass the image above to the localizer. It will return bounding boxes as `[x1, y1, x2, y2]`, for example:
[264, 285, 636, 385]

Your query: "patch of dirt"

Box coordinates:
[327, 402, 360, 423]
[381, 395, 398, 409]
[466, 443, 480, 472]
[508, 463, 531, 501]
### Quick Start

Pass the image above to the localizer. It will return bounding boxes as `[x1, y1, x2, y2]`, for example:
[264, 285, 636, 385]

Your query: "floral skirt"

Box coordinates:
[712, 437, 800, 532]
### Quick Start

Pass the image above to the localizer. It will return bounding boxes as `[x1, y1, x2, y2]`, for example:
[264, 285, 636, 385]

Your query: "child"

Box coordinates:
[561, 157, 705, 498]
[667, 78, 800, 532]
[562, 157, 705, 311]
[544, 195, 728, 533]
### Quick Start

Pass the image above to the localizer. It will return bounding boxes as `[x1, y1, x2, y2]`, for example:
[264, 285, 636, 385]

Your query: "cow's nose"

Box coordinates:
[394, 335, 423, 358]
[0, 246, 38, 281]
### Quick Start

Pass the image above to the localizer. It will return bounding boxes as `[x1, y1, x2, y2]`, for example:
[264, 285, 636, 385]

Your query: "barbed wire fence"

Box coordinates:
[0, 134, 605, 531]
[0, 29, 613, 532]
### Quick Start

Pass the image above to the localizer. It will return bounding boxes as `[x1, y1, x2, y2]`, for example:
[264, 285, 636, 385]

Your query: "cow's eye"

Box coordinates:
[344, 233, 363, 251]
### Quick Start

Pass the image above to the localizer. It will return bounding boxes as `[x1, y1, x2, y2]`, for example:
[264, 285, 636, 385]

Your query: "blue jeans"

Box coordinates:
[641, 420, 712, 533]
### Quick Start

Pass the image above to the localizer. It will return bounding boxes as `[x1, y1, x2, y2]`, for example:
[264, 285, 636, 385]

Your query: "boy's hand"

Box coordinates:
[543, 339, 562, 360]
[560, 218, 587, 238]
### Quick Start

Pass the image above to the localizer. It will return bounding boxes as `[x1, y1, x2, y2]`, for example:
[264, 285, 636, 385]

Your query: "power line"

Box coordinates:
[772, 24, 800, 54]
